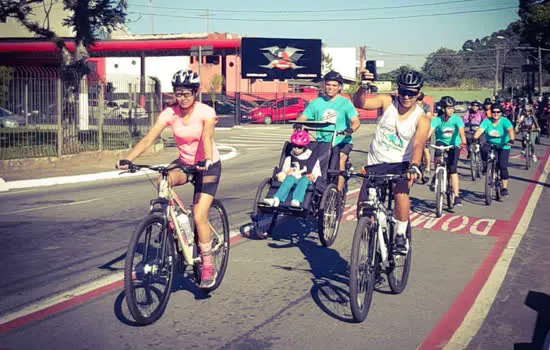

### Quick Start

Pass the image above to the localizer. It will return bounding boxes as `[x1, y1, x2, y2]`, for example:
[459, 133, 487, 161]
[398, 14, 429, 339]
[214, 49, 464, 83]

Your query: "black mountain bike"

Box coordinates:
[484, 145, 503, 205]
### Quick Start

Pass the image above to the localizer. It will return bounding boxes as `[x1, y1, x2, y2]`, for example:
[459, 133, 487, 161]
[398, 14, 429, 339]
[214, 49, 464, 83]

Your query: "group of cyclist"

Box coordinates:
[115, 66, 543, 287]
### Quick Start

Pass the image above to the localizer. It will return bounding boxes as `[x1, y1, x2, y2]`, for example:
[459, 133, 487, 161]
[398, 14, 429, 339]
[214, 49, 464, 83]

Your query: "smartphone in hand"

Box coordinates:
[365, 60, 377, 81]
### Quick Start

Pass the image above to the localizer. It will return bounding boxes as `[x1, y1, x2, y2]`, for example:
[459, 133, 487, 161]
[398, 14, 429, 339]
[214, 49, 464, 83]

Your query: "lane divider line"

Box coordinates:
[418, 146, 550, 350]
[443, 152, 550, 349]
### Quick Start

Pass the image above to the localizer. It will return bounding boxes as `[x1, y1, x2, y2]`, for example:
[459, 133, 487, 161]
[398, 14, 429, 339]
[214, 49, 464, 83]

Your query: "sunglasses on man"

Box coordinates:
[491, 110, 502, 114]
[398, 89, 419, 97]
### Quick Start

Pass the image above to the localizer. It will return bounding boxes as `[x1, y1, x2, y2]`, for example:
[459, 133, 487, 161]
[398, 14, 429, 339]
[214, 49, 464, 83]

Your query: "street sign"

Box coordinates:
[190, 46, 213, 56]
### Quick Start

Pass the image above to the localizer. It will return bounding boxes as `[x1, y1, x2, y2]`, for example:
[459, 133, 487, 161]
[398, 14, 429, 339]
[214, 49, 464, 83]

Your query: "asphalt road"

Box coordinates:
[1, 124, 549, 349]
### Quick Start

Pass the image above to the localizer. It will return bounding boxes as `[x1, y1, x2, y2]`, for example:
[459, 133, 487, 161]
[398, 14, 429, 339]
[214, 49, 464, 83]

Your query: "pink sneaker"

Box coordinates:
[199, 264, 217, 289]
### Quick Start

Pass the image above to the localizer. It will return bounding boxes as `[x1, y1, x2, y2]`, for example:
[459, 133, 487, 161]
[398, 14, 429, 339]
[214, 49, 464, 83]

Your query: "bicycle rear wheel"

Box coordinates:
[318, 183, 341, 247]
[435, 170, 444, 217]
[525, 144, 531, 170]
[469, 145, 477, 181]
[484, 163, 494, 206]
[388, 221, 412, 294]
[124, 214, 175, 325]
[349, 216, 378, 323]
[193, 199, 230, 293]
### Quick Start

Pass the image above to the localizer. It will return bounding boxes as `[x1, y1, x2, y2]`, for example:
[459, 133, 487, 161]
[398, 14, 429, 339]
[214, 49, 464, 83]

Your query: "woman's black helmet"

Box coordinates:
[397, 70, 424, 89]
[439, 96, 456, 108]
[483, 98, 492, 105]
[171, 70, 200, 90]
[324, 71, 344, 85]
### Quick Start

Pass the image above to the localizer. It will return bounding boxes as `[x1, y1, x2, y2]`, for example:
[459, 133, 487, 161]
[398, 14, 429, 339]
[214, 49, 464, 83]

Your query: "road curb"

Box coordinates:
[0, 146, 237, 192]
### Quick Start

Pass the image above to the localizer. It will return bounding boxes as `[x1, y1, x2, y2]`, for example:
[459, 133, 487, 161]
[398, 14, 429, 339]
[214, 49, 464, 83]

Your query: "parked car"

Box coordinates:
[249, 97, 308, 124]
[0, 107, 27, 128]
[454, 101, 468, 113]
[105, 100, 148, 120]
[211, 101, 250, 123]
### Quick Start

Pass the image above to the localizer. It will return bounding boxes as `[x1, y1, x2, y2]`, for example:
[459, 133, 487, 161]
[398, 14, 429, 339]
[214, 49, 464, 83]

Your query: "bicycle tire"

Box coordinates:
[469, 145, 477, 181]
[252, 177, 275, 238]
[485, 163, 493, 205]
[388, 221, 412, 294]
[349, 216, 377, 323]
[435, 169, 444, 217]
[526, 144, 531, 170]
[124, 214, 175, 325]
[447, 175, 454, 210]
[193, 199, 230, 293]
[318, 183, 341, 247]
[495, 170, 502, 201]
[476, 152, 483, 178]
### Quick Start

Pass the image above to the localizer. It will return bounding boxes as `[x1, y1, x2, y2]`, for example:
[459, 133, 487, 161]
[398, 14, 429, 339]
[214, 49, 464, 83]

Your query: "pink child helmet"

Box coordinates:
[290, 130, 310, 147]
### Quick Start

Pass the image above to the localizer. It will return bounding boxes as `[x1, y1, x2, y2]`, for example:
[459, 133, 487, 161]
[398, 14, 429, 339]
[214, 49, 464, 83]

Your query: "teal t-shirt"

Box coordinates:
[430, 114, 464, 147]
[480, 117, 514, 150]
[302, 95, 358, 144]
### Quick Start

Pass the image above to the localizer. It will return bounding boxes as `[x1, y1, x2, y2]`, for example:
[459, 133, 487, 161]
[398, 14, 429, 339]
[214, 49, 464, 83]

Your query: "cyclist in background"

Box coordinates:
[353, 70, 431, 254]
[417, 92, 434, 180]
[515, 104, 540, 163]
[482, 98, 493, 119]
[297, 71, 360, 193]
[117, 70, 222, 289]
[463, 100, 485, 159]
[473, 103, 515, 197]
[429, 96, 467, 206]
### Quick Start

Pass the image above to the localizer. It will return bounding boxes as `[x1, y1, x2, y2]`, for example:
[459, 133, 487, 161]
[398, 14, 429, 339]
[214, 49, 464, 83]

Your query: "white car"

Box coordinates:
[105, 100, 148, 120]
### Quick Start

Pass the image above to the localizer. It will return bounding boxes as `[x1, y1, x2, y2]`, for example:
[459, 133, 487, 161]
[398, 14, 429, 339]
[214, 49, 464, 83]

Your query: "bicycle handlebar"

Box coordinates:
[429, 144, 457, 151]
[126, 162, 200, 174]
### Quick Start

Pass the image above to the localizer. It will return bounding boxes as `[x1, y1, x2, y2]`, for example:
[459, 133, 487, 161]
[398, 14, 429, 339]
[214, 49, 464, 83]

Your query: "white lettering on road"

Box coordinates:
[343, 208, 499, 236]
[469, 218, 496, 236]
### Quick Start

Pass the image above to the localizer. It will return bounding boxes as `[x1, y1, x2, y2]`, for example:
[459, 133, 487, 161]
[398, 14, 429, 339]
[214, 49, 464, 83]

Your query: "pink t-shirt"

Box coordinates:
[157, 102, 220, 165]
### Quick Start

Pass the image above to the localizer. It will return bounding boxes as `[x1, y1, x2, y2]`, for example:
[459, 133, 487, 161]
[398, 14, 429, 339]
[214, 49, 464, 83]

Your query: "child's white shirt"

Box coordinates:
[281, 149, 322, 182]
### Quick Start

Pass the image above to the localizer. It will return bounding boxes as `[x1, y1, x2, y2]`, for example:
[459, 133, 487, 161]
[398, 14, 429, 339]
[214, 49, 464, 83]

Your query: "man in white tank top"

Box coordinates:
[353, 70, 431, 254]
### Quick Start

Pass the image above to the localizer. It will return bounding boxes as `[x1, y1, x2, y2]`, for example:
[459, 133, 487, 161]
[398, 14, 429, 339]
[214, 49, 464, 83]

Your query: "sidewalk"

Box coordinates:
[0, 145, 236, 191]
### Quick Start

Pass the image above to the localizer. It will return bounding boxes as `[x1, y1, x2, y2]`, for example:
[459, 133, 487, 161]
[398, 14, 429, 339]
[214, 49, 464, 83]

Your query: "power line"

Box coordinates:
[130, 0, 480, 14]
[127, 5, 517, 22]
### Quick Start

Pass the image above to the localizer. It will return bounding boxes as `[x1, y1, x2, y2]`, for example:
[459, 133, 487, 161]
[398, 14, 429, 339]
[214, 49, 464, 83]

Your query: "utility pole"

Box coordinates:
[538, 46, 543, 96]
[149, 0, 154, 34]
[495, 46, 500, 97]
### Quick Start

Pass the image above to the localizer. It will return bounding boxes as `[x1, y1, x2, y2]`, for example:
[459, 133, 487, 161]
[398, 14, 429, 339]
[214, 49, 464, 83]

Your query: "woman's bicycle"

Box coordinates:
[484, 145, 502, 205]
[348, 171, 412, 323]
[123, 163, 230, 325]
[430, 144, 458, 217]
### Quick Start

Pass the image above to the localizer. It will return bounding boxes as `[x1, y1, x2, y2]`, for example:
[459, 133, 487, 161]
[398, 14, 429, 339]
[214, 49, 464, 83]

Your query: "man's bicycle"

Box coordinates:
[348, 171, 412, 323]
[467, 128, 483, 181]
[520, 129, 539, 170]
[123, 163, 230, 325]
[430, 144, 458, 217]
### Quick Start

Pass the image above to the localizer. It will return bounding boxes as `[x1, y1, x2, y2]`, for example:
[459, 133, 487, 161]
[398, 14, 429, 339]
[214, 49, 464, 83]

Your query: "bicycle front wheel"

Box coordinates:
[388, 221, 412, 294]
[193, 199, 230, 293]
[124, 214, 175, 325]
[526, 144, 531, 170]
[435, 170, 444, 217]
[349, 216, 378, 323]
[469, 145, 477, 181]
[484, 163, 494, 206]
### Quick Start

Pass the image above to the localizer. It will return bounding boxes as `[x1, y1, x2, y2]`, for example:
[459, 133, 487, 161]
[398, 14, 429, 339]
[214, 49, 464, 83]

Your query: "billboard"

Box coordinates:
[241, 37, 322, 81]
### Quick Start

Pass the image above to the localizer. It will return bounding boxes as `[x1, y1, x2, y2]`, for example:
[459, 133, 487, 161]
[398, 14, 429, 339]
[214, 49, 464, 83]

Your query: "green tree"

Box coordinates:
[517, 0, 550, 68]
[0, 0, 127, 152]
[321, 49, 333, 76]
[208, 74, 224, 106]
[378, 65, 415, 83]
[422, 48, 465, 86]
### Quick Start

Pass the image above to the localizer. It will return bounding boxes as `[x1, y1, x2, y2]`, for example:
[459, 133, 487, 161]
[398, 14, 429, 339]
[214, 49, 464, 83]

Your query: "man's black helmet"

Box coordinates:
[483, 98, 492, 105]
[397, 70, 424, 89]
[171, 70, 200, 90]
[439, 96, 456, 108]
[324, 71, 344, 84]
[471, 100, 481, 106]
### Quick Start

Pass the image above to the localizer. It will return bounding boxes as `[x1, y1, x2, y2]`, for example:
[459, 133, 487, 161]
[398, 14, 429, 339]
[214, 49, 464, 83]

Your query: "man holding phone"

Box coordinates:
[353, 69, 430, 254]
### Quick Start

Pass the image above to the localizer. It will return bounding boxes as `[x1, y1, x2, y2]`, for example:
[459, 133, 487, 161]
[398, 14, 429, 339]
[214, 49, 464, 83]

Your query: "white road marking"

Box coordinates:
[444, 154, 550, 349]
[0, 198, 101, 215]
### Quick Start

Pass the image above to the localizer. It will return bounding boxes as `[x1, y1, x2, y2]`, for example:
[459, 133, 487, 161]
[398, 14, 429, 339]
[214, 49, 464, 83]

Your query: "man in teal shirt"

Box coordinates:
[296, 71, 360, 192]
[429, 96, 467, 206]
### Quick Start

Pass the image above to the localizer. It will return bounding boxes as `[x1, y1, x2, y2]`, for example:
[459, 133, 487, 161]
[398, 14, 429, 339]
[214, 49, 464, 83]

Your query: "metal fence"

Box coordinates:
[0, 66, 161, 160]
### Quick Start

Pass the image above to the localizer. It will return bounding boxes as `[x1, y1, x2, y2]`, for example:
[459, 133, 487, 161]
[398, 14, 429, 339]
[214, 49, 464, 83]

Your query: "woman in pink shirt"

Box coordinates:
[118, 70, 221, 289]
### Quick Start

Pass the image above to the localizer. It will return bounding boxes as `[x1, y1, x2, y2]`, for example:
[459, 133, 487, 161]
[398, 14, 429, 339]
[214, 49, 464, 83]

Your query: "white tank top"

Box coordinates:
[367, 99, 424, 165]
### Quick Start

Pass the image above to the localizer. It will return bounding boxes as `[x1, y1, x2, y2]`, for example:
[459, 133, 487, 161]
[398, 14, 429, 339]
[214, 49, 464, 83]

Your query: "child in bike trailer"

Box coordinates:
[473, 103, 516, 197]
[429, 96, 467, 206]
[263, 130, 322, 208]
[463, 100, 485, 159]
[515, 104, 540, 163]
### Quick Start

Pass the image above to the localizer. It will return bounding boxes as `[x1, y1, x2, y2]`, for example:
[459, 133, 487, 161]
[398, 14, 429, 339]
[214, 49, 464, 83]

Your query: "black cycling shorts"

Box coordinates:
[170, 159, 222, 197]
[336, 142, 353, 156]
[357, 162, 411, 204]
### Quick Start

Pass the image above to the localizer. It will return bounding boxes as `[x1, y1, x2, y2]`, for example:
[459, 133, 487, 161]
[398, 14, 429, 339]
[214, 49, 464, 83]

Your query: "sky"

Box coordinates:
[125, 0, 520, 73]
